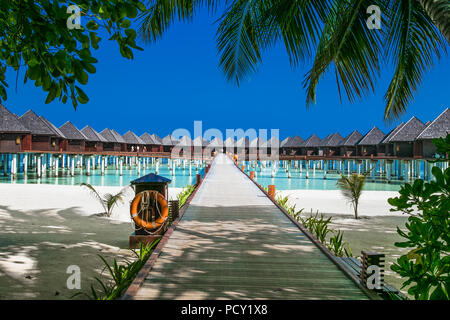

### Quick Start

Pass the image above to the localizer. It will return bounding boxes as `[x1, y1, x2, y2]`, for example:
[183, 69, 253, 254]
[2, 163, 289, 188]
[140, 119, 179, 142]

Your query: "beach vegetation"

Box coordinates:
[388, 136, 449, 300]
[337, 172, 370, 219]
[139, 1, 449, 120]
[275, 194, 352, 258]
[0, 1, 147, 108]
[177, 184, 196, 208]
[73, 241, 159, 300]
[80, 183, 130, 217]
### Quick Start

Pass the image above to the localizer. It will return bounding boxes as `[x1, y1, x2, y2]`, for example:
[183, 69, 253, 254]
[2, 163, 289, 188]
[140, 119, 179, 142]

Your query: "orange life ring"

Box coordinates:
[130, 190, 169, 230]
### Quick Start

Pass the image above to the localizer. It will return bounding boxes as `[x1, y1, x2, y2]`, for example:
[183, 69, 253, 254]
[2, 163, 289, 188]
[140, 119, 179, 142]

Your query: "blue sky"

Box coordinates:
[3, 8, 449, 140]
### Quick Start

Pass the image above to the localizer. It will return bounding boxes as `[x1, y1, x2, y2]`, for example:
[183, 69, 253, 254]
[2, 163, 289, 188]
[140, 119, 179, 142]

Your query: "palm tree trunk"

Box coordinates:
[354, 201, 358, 219]
[420, 0, 450, 43]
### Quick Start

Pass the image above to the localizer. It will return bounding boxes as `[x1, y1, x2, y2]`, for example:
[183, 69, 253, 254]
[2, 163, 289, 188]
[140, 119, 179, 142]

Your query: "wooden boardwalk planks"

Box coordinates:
[130, 154, 369, 300]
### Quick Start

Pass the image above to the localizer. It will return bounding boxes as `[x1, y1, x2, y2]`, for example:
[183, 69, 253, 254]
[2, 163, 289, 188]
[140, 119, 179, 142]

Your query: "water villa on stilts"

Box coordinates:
[0, 103, 448, 182]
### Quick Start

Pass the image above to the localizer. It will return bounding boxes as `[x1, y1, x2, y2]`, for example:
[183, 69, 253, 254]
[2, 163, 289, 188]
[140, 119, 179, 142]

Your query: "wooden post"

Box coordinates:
[169, 200, 180, 222]
[361, 251, 385, 291]
[250, 171, 254, 179]
[196, 173, 201, 186]
[268, 185, 275, 199]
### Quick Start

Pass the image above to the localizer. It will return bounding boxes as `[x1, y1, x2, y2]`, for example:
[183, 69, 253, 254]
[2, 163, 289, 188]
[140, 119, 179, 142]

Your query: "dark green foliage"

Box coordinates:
[74, 241, 159, 300]
[177, 184, 195, 208]
[0, 1, 146, 108]
[275, 194, 352, 258]
[388, 138, 449, 300]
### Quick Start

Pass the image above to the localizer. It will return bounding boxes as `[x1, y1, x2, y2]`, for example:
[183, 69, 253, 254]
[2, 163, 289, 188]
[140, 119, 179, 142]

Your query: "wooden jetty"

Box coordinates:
[123, 154, 371, 300]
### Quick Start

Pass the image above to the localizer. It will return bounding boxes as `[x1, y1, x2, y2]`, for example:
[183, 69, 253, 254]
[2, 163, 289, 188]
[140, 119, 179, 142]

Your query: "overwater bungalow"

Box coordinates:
[207, 137, 224, 154]
[162, 135, 178, 153]
[81, 126, 107, 152]
[140, 132, 163, 153]
[58, 121, 87, 152]
[224, 137, 236, 153]
[40, 116, 67, 152]
[282, 135, 304, 156]
[193, 136, 209, 153]
[380, 122, 405, 156]
[338, 130, 363, 157]
[99, 128, 126, 152]
[357, 127, 386, 156]
[302, 134, 322, 156]
[416, 108, 449, 158]
[280, 137, 291, 155]
[18, 110, 61, 152]
[123, 130, 145, 152]
[318, 134, 333, 156]
[175, 135, 193, 156]
[321, 132, 344, 156]
[389, 116, 426, 157]
[262, 137, 280, 156]
[235, 137, 249, 156]
[249, 137, 265, 157]
[0, 104, 30, 152]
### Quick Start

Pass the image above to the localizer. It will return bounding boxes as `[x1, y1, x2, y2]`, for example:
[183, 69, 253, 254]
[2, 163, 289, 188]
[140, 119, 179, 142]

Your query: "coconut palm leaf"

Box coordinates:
[81, 182, 107, 214]
[304, 0, 386, 106]
[419, 0, 450, 43]
[216, 0, 267, 85]
[139, 0, 222, 43]
[383, 1, 448, 121]
[336, 171, 370, 219]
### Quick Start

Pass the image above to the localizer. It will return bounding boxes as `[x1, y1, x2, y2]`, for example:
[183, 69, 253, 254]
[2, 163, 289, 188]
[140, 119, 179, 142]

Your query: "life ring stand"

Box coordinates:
[130, 190, 169, 231]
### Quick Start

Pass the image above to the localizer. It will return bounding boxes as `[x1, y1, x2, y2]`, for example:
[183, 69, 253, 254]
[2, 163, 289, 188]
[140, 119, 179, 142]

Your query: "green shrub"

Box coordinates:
[388, 166, 449, 300]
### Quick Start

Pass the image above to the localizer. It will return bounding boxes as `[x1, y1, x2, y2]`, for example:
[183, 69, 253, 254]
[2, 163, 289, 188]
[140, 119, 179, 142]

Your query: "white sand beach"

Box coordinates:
[0, 184, 182, 299]
[278, 189, 403, 217]
[0, 184, 409, 299]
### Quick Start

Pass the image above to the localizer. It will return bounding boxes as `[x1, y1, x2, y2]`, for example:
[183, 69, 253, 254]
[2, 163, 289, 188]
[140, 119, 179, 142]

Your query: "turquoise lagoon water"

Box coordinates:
[250, 167, 402, 191]
[0, 165, 203, 188]
[0, 163, 403, 191]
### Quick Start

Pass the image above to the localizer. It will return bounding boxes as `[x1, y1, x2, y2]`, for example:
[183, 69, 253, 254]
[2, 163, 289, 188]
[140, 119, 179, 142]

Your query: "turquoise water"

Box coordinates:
[0, 165, 203, 188]
[250, 167, 402, 191]
[1, 162, 404, 191]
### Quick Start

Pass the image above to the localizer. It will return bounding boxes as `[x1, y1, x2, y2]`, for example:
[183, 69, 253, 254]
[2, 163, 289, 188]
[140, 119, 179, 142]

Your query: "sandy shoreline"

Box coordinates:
[0, 184, 408, 299]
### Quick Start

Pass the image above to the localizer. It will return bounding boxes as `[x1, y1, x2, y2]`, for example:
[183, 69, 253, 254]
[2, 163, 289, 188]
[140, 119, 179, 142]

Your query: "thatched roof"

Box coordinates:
[177, 135, 193, 147]
[162, 134, 178, 146]
[123, 131, 145, 145]
[111, 130, 126, 144]
[338, 130, 363, 146]
[81, 126, 107, 143]
[40, 116, 66, 139]
[264, 137, 280, 148]
[280, 137, 291, 147]
[236, 137, 250, 148]
[0, 104, 29, 133]
[319, 134, 333, 147]
[193, 136, 208, 147]
[303, 134, 322, 147]
[18, 110, 54, 136]
[59, 121, 87, 140]
[208, 137, 224, 147]
[151, 134, 163, 145]
[140, 132, 158, 145]
[286, 135, 304, 148]
[325, 132, 344, 147]
[358, 127, 386, 145]
[100, 128, 120, 143]
[224, 137, 236, 148]
[417, 108, 449, 140]
[390, 116, 425, 142]
[381, 122, 405, 144]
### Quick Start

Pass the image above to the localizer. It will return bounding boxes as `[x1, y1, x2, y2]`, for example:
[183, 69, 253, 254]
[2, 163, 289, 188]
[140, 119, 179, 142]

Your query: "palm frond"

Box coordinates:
[216, 0, 270, 85]
[80, 183, 107, 214]
[383, 0, 448, 121]
[267, 0, 330, 66]
[304, 0, 385, 106]
[139, 0, 222, 43]
[419, 0, 450, 43]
